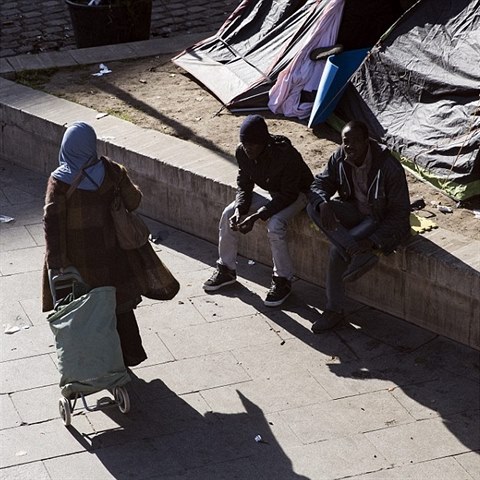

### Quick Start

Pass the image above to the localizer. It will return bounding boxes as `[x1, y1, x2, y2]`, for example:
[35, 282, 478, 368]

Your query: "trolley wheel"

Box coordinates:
[59, 397, 71, 426]
[114, 386, 130, 414]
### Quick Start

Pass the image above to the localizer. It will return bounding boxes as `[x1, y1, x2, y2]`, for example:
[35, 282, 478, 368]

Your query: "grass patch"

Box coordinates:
[15, 68, 58, 89]
[105, 108, 135, 123]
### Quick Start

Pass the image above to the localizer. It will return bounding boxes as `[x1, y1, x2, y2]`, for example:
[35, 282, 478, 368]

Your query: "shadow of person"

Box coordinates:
[326, 333, 480, 454]
[71, 371, 309, 479]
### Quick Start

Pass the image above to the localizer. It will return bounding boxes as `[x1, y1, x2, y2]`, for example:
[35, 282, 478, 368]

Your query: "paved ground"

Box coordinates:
[1, 1, 479, 478]
[1, 159, 480, 479]
[0, 0, 237, 58]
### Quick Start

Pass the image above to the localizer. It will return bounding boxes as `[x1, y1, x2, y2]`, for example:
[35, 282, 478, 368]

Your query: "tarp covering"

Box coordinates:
[308, 48, 369, 127]
[173, 0, 335, 110]
[335, 0, 480, 200]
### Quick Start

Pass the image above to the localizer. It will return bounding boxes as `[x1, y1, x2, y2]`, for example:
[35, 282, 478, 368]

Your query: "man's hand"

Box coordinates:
[318, 202, 338, 231]
[237, 213, 260, 234]
[229, 208, 242, 231]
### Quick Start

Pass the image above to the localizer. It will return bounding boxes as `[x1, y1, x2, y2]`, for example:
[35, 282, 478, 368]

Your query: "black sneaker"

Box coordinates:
[264, 276, 291, 307]
[203, 264, 236, 291]
[311, 310, 344, 333]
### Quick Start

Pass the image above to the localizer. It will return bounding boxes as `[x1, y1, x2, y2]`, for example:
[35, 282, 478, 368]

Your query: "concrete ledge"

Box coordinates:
[0, 34, 208, 78]
[1, 77, 478, 349]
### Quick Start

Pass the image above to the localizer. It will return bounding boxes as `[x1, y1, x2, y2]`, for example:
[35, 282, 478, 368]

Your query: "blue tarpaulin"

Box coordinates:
[308, 48, 369, 127]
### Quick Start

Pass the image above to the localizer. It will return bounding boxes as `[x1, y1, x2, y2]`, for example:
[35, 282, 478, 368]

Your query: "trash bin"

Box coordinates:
[65, 0, 152, 49]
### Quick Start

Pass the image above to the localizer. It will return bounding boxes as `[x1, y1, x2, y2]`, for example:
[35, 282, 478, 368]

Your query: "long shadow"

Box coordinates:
[156, 224, 480, 455]
[71, 372, 309, 479]
[94, 79, 236, 162]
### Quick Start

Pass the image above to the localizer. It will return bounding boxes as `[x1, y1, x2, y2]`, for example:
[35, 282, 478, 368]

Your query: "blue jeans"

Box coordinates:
[307, 200, 378, 312]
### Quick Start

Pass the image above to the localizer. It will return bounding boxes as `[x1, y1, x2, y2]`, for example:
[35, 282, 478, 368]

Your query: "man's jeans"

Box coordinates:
[307, 200, 377, 312]
[218, 192, 307, 279]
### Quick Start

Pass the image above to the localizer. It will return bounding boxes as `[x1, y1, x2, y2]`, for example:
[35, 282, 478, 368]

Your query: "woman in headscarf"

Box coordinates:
[42, 121, 147, 367]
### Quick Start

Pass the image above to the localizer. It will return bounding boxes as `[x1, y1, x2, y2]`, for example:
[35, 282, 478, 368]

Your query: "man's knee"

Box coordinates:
[266, 216, 287, 239]
[220, 202, 236, 222]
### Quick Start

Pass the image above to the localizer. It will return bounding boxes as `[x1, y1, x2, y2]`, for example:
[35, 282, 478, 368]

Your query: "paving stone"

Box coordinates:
[155, 457, 265, 480]
[43, 451, 117, 480]
[0, 200, 45, 229]
[391, 373, 480, 420]
[280, 390, 414, 444]
[200, 369, 331, 415]
[0, 393, 22, 429]
[0, 226, 37, 251]
[308, 349, 444, 399]
[19, 297, 48, 326]
[136, 297, 207, 331]
[0, 354, 58, 394]
[411, 336, 480, 383]
[190, 293, 267, 323]
[0, 300, 31, 332]
[339, 306, 438, 353]
[0, 461, 52, 480]
[25, 223, 45, 246]
[0, 416, 92, 468]
[0, 270, 43, 303]
[251, 433, 389, 480]
[348, 456, 479, 479]
[0, 245, 45, 275]
[134, 327, 175, 367]
[454, 451, 480, 479]
[83, 390, 213, 449]
[233, 336, 354, 381]
[158, 314, 279, 359]
[1, 323, 54, 362]
[10, 384, 59, 424]
[365, 412, 480, 465]
[133, 351, 250, 395]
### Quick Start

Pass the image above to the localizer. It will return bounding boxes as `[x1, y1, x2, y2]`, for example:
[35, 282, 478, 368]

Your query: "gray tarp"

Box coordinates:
[335, 0, 480, 200]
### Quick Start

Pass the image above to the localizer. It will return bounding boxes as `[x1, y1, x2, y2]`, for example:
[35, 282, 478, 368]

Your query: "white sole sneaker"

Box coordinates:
[202, 278, 237, 292]
[263, 290, 291, 307]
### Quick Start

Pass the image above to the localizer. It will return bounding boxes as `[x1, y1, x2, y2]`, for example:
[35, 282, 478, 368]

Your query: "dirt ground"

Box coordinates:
[25, 55, 479, 241]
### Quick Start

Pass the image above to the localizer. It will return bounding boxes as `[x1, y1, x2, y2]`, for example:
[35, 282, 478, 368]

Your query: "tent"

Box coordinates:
[333, 0, 480, 201]
[173, 0, 479, 200]
[173, 0, 405, 111]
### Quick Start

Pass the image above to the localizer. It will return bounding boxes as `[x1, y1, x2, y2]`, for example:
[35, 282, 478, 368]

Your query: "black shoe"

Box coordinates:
[342, 252, 378, 283]
[203, 264, 236, 291]
[311, 310, 344, 333]
[264, 276, 291, 307]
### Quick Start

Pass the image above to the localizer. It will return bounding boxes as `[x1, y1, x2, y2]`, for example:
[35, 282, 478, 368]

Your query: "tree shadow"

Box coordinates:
[69, 372, 309, 479]
[94, 79, 237, 162]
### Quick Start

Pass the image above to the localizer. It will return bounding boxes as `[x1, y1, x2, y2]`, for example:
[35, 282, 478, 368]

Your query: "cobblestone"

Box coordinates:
[0, 0, 238, 58]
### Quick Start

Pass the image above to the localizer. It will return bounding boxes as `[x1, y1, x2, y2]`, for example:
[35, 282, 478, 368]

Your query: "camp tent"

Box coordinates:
[173, 0, 479, 200]
[333, 0, 480, 201]
[173, 0, 405, 112]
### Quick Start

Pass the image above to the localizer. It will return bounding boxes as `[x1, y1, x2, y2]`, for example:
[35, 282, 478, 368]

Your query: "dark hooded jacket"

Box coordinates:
[309, 140, 411, 252]
[234, 135, 314, 220]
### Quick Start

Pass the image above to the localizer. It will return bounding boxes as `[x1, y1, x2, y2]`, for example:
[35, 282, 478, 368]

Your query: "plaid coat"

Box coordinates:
[42, 158, 143, 313]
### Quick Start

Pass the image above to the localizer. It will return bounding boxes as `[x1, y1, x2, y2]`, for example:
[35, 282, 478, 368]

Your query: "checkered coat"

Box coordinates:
[42, 158, 143, 313]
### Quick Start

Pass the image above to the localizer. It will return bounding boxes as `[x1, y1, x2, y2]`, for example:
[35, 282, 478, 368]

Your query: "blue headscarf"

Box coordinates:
[51, 122, 105, 190]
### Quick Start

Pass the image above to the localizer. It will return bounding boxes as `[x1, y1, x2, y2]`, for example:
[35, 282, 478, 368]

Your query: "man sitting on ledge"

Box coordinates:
[307, 120, 411, 332]
[203, 114, 313, 307]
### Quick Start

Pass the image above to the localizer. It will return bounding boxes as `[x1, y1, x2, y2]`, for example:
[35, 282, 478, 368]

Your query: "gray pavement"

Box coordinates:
[1, 1, 479, 477]
[1, 160, 480, 479]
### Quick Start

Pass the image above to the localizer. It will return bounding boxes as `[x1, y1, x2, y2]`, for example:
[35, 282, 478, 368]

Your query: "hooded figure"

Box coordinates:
[51, 122, 105, 190]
